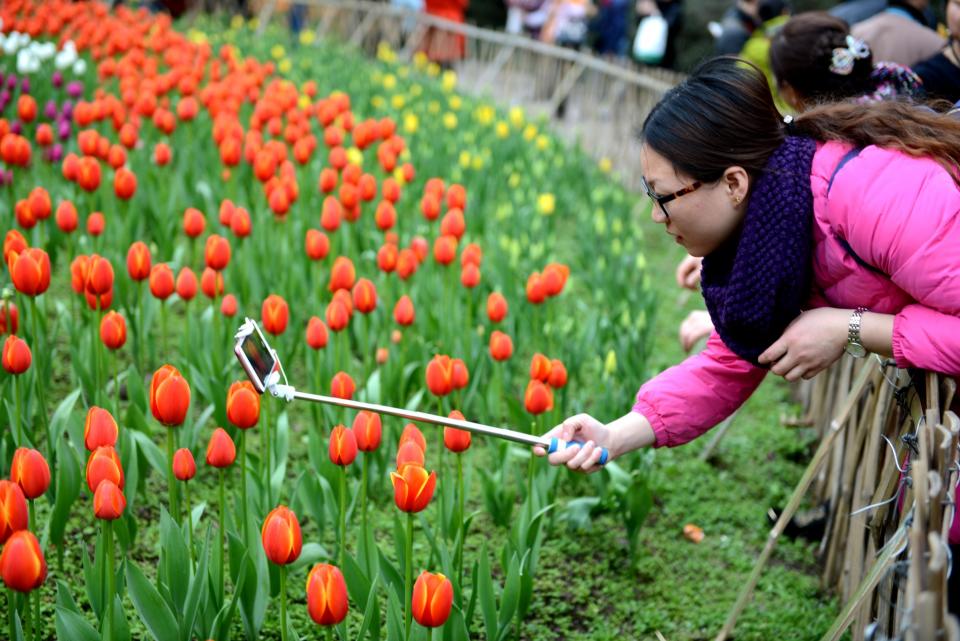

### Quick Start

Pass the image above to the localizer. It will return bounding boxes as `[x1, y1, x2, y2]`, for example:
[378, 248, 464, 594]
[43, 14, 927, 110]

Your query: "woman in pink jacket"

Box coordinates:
[535, 56, 960, 472]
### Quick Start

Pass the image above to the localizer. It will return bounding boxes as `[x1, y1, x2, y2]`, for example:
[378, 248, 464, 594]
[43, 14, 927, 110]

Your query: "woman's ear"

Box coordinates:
[778, 82, 804, 112]
[723, 166, 750, 206]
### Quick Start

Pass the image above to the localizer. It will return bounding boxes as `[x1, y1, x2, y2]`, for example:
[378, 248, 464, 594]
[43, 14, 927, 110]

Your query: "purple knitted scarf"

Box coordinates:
[701, 136, 818, 366]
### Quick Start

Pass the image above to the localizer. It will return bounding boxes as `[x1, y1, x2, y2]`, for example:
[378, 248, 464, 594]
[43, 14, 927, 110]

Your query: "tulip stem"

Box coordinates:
[436, 396, 445, 540]
[184, 479, 195, 565]
[7, 588, 15, 641]
[114, 352, 120, 417]
[360, 453, 368, 538]
[218, 469, 226, 605]
[279, 565, 289, 641]
[30, 298, 48, 437]
[263, 396, 271, 509]
[167, 428, 179, 521]
[405, 511, 413, 640]
[456, 453, 464, 585]
[13, 375, 21, 445]
[338, 465, 347, 568]
[104, 520, 114, 641]
[325, 625, 333, 641]
[240, 431, 249, 546]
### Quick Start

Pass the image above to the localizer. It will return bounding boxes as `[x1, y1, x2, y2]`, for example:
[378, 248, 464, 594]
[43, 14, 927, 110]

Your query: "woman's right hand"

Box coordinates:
[675, 254, 703, 290]
[532, 413, 613, 473]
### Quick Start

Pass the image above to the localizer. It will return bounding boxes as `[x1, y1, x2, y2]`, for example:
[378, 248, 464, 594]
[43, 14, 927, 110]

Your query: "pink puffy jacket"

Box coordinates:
[633, 140, 960, 449]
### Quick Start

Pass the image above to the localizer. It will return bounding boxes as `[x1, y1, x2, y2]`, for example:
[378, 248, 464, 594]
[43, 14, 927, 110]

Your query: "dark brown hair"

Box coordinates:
[642, 57, 960, 186]
[769, 12, 875, 104]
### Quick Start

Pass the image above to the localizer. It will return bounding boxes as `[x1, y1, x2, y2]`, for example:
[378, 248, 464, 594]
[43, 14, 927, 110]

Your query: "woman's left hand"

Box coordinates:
[758, 308, 849, 381]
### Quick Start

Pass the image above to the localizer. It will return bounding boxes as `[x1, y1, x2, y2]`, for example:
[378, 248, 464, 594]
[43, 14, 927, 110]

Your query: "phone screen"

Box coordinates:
[241, 330, 276, 388]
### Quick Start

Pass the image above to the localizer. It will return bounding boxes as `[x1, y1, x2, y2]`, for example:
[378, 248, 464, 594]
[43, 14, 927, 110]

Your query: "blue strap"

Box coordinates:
[827, 147, 886, 276]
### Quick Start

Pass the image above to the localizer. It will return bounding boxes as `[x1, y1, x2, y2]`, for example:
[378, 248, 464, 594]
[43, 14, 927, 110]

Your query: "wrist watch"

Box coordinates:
[844, 307, 868, 358]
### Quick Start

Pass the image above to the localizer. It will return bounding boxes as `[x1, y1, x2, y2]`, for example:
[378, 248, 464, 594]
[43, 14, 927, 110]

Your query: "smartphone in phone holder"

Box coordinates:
[232, 318, 608, 464]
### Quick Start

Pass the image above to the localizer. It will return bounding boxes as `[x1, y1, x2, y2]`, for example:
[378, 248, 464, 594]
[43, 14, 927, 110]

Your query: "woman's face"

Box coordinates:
[949, 0, 960, 39]
[639, 144, 750, 257]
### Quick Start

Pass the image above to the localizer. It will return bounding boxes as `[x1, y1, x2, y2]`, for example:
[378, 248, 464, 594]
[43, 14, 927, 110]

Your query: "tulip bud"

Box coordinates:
[126, 241, 151, 281]
[262, 294, 289, 336]
[526, 272, 546, 304]
[330, 372, 356, 400]
[183, 207, 206, 238]
[353, 411, 382, 452]
[93, 480, 126, 520]
[329, 425, 358, 466]
[443, 410, 471, 453]
[425, 355, 454, 397]
[10, 448, 51, 499]
[85, 254, 114, 296]
[411, 571, 454, 628]
[176, 267, 198, 301]
[172, 448, 196, 481]
[325, 299, 350, 333]
[0, 530, 46, 593]
[391, 463, 436, 513]
[351, 278, 377, 314]
[149, 263, 175, 300]
[86, 212, 105, 236]
[84, 407, 118, 451]
[400, 424, 427, 452]
[305, 229, 329, 261]
[261, 505, 303, 565]
[206, 428, 236, 468]
[433, 234, 457, 266]
[548, 359, 568, 388]
[451, 358, 469, 390]
[396, 440, 425, 469]
[100, 310, 127, 350]
[524, 380, 554, 415]
[221, 294, 238, 317]
[226, 380, 260, 429]
[306, 563, 349, 625]
[150, 364, 191, 426]
[306, 316, 329, 349]
[393, 295, 414, 326]
[0, 480, 28, 544]
[10, 248, 51, 297]
[200, 267, 225, 299]
[205, 234, 231, 271]
[328, 256, 356, 292]
[530, 353, 552, 383]
[2, 335, 31, 374]
[489, 331, 513, 361]
[85, 446, 124, 494]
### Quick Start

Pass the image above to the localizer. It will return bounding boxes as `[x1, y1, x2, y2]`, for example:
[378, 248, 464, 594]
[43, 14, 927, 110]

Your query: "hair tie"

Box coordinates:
[830, 35, 871, 75]
[782, 114, 798, 135]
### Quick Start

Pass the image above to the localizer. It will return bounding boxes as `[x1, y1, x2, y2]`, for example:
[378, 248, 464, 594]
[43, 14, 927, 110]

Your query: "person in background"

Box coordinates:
[914, 0, 960, 103]
[738, 0, 791, 111]
[591, 0, 632, 58]
[829, 0, 886, 26]
[420, 0, 469, 67]
[851, 0, 945, 67]
[633, 0, 683, 69]
[713, 0, 761, 55]
[541, 0, 593, 47]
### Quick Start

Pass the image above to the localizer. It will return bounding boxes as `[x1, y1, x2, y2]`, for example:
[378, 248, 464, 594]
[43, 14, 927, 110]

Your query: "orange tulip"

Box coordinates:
[17, 95, 36, 123]
[154, 142, 172, 166]
[411, 571, 454, 628]
[433, 235, 457, 266]
[0, 480, 28, 543]
[524, 380, 554, 415]
[447, 183, 467, 210]
[114, 167, 137, 200]
[329, 425, 358, 466]
[374, 201, 396, 231]
[548, 359, 568, 388]
[306, 316, 329, 349]
[411, 236, 430, 263]
[461, 242, 482, 268]
[56, 200, 78, 233]
[321, 196, 341, 232]
[149, 264, 175, 300]
[452, 358, 469, 390]
[351, 278, 377, 314]
[306, 563, 349, 625]
[205, 234, 231, 272]
[526, 272, 546, 304]
[377, 243, 398, 273]
[183, 207, 206, 238]
[326, 299, 350, 333]
[84, 407, 118, 451]
[150, 364, 191, 427]
[221, 294, 238, 317]
[100, 310, 126, 350]
[318, 168, 338, 194]
[396, 440, 425, 469]
[396, 248, 418, 280]
[330, 372, 356, 400]
[460, 263, 480, 288]
[77, 156, 101, 192]
[85, 446, 124, 493]
[489, 331, 513, 361]
[425, 355, 454, 397]
[230, 208, 252, 238]
[393, 295, 415, 326]
[328, 256, 356, 293]
[353, 411, 382, 452]
[172, 448, 196, 481]
[0, 530, 46, 593]
[4, 230, 27, 266]
[421, 193, 440, 221]
[206, 428, 236, 468]
[440, 208, 465, 239]
[227, 380, 260, 429]
[10, 247, 51, 296]
[262, 294, 289, 336]
[200, 268, 225, 299]
[391, 463, 436, 513]
[2, 335, 31, 374]
[10, 448, 50, 500]
[530, 353, 552, 382]
[126, 241, 151, 281]
[443, 410, 471, 453]
[542, 263, 568, 297]
[382, 177, 401, 203]
[85, 254, 114, 296]
[86, 212, 105, 237]
[262, 505, 303, 565]
[93, 480, 126, 520]
[305, 229, 329, 261]
[400, 424, 427, 452]
[487, 292, 508, 323]
[176, 267, 198, 301]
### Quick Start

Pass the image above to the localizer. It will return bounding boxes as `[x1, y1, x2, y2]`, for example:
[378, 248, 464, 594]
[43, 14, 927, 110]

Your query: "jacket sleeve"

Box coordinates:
[837, 148, 960, 376]
[632, 331, 767, 448]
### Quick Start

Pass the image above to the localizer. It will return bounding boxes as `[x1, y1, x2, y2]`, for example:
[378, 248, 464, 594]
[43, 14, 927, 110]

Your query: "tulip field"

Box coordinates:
[0, 2, 839, 640]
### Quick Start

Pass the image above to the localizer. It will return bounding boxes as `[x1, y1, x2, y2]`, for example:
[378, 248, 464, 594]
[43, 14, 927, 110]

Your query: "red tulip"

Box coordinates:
[318, 168, 338, 194]
[306, 316, 329, 349]
[84, 407, 118, 451]
[353, 411, 382, 452]
[411, 571, 454, 627]
[487, 292, 508, 323]
[489, 331, 513, 361]
[330, 372, 356, 400]
[447, 183, 466, 210]
[421, 193, 440, 221]
[150, 264, 175, 300]
[176, 267, 198, 301]
[56, 200, 78, 233]
[221, 294, 238, 317]
[460, 263, 480, 288]
[262, 294, 289, 336]
[548, 359, 568, 388]
[0, 480, 28, 543]
[433, 235, 457, 266]
[542, 263, 569, 297]
[10, 248, 51, 296]
[321, 196, 341, 232]
[443, 410, 471, 453]
[530, 353, 552, 382]
[10, 448, 51, 499]
[93, 480, 126, 520]
[329, 425, 358, 466]
[400, 424, 427, 452]
[85, 446, 124, 493]
[3, 230, 27, 266]
[377, 243, 398, 273]
[328, 256, 356, 292]
[86, 212, 105, 236]
[305, 229, 330, 261]
[172, 448, 196, 481]
[440, 208, 465, 239]
[206, 428, 236, 468]
[77, 156, 101, 192]
[526, 272, 546, 304]
[201, 267, 225, 299]
[0, 530, 46, 593]
[396, 248, 418, 280]
[85, 288, 113, 311]
[150, 364, 191, 426]
[391, 463, 436, 513]
[227, 380, 260, 429]
[205, 234, 231, 271]
[230, 207, 252, 238]
[183, 207, 206, 238]
[351, 279, 377, 314]
[306, 563, 349, 625]
[100, 310, 127, 350]
[425, 355, 454, 397]
[126, 241, 152, 281]
[451, 358, 469, 390]
[85, 254, 114, 296]
[393, 295, 415, 326]
[2, 335, 31, 374]
[396, 440, 425, 469]
[114, 167, 137, 200]
[524, 380, 554, 415]
[261, 505, 303, 565]
[0, 302, 18, 335]
[461, 242, 482, 268]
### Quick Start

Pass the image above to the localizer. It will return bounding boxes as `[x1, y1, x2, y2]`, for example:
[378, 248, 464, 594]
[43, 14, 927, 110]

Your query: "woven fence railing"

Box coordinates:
[251, 0, 684, 191]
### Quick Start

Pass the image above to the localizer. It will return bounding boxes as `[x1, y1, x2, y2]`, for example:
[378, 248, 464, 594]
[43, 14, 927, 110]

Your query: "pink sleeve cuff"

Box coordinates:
[631, 398, 667, 448]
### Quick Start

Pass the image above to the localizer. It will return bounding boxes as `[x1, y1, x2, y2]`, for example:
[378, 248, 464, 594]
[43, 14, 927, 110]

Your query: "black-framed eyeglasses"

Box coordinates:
[640, 176, 702, 218]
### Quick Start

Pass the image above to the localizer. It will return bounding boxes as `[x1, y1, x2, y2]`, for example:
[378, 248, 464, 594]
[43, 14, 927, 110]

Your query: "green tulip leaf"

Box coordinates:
[126, 560, 180, 641]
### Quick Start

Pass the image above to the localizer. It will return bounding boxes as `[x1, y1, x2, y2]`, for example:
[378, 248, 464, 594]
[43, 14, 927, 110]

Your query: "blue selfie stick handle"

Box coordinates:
[547, 438, 609, 465]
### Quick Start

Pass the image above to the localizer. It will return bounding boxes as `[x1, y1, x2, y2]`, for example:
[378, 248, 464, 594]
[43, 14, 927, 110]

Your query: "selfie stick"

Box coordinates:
[234, 319, 608, 465]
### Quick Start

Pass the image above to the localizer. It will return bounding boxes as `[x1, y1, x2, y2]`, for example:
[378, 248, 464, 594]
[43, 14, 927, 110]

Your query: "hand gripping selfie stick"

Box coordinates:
[233, 318, 608, 465]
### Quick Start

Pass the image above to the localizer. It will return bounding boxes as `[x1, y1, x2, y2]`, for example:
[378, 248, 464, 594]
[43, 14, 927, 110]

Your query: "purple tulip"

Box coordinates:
[0, 170, 13, 187]
[61, 100, 74, 118]
[52, 71, 63, 89]
[57, 121, 71, 141]
[66, 81, 83, 99]
[0, 72, 4, 86]
[43, 144, 64, 163]
[44, 100, 58, 120]
[20, 78, 30, 94]
[5, 76, 17, 90]
[10, 121, 23, 136]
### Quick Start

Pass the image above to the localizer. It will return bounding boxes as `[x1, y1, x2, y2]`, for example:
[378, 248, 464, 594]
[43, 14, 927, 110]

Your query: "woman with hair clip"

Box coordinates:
[914, 0, 960, 103]
[533, 57, 960, 476]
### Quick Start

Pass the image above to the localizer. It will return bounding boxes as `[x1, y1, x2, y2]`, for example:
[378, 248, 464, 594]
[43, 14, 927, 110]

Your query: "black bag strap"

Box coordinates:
[827, 146, 886, 276]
